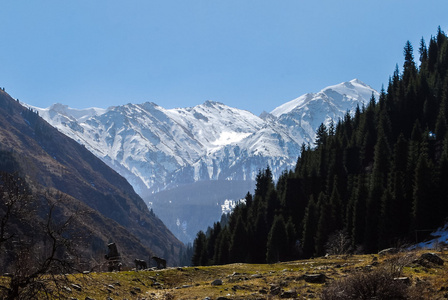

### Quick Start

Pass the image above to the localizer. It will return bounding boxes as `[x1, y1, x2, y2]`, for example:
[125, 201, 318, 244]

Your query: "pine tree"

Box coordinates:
[301, 196, 318, 258]
[419, 37, 428, 64]
[328, 119, 335, 136]
[281, 177, 306, 231]
[255, 167, 274, 198]
[412, 140, 435, 232]
[249, 201, 268, 263]
[351, 175, 368, 247]
[362, 120, 390, 252]
[285, 218, 297, 260]
[380, 134, 410, 245]
[315, 123, 328, 147]
[229, 215, 248, 263]
[213, 228, 230, 265]
[314, 192, 332, 256]
[266, 189, 280, 226]
[266, 215, 288, 263]
[403, 40, 417, 88]
[206, 222, 221, 264]
[428, 36, 438, 73]
[192, 231, 207, 266]
[329, 175, 343, 230]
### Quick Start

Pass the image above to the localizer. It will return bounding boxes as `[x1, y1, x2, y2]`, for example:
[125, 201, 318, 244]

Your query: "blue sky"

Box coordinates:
[1, 1, 447, 115]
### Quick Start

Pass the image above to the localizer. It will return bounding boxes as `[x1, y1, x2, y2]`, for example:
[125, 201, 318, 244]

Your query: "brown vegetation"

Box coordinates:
[1, 249, 446, 299]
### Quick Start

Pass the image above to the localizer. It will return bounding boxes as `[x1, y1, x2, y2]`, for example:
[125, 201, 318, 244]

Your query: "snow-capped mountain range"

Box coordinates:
[28, 79, 378, 243]
[30, 79, 377, 193]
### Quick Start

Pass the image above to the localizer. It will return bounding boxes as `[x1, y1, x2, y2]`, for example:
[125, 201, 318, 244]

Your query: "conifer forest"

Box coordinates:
[192, 27, 448, 266]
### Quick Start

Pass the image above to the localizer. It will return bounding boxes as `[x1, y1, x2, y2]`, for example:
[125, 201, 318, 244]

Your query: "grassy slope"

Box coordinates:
[5, 249, 447, 299]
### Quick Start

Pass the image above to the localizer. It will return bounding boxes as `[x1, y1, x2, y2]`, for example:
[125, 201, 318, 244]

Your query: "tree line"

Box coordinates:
[191, 26, 448, 266]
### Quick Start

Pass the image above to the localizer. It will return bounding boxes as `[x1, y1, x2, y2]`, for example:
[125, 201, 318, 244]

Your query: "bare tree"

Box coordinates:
[0, 173, 32, 247]
[325, 229, 353, 256]
[0, 173, 90, 299]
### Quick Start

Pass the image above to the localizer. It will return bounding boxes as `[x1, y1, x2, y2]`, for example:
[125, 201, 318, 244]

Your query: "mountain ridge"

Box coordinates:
[29, 79, 378, 192]
[27, 79, 378, 243]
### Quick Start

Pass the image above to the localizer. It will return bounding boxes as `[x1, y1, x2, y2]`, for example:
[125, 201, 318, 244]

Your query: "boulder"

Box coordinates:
[301, 273, 327, 283]
[281, 289, 298, 298]
[269, 285, 281, 295]
[394, 277, 411, 285]
[211, 279, 223, 286]
[421, 252, 444, 265]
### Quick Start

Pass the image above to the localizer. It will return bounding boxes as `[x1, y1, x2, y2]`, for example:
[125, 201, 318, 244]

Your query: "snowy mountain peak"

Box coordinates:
[140, 101, 161, 110]
[319, 79, 376, 103]
[29, 79, 377, 194]
[350, 78, 370, 86]
[26, 103, 107, 124]
[270, 79, 378, 119]
[49, 102, 70, 113]
[203, 100, 225, 107]
[270, 93, 314, 117]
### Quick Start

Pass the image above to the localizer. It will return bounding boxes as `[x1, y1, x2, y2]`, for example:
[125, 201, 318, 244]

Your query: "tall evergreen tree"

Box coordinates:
[229, 215, 248, 263]
[419, 37, 428, 65]
[412, 140, 436, 232]
[192, 231, 207, 266]
[285, 218, 298, 260]
[351, 175, 368, 247]
[403, 40, 417, 88]
[314, 192, 333, 256]
[382, 134, 411, 242]
[315, 123, 328, 147]
[213, 228, 230, 265]
[266, 215, 288, 263]
[302, 196, 318, 257]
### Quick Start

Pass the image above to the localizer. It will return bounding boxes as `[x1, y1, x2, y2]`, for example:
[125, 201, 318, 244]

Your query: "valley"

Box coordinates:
[30, 79, 378, 243]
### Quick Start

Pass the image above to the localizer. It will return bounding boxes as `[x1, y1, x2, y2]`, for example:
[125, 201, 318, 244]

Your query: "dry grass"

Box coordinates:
[2, 249, 448, 299]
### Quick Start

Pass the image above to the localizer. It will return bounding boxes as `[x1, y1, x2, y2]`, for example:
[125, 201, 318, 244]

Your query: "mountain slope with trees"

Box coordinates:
[193, 27, 448, 265]
[0, 88, 183, 268]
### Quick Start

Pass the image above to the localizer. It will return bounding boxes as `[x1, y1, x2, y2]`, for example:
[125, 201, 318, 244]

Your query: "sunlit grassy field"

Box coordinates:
[2, 249, 448, 299]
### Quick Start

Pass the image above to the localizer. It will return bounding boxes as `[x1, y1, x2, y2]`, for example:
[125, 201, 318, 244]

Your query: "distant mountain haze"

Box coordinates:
[29, 79, 378, 243]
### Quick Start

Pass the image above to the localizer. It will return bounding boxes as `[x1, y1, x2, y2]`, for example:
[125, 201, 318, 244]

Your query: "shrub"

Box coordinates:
[325, 230, 353, 255]
[321, 267, 409, 299]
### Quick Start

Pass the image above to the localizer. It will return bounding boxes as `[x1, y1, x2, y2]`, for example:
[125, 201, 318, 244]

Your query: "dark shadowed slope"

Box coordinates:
[0, 89, 183, 266]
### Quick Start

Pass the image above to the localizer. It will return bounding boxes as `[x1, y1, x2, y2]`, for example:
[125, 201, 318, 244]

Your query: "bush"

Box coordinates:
[325, 230, 353, 255]
[321, 267, 409, 299]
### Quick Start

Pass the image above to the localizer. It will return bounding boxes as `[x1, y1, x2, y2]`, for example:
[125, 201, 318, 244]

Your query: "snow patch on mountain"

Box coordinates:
[211, 131, 252, 147]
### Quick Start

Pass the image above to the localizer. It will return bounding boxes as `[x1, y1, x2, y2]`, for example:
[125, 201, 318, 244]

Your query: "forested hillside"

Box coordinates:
[192, 27, 448, 265]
